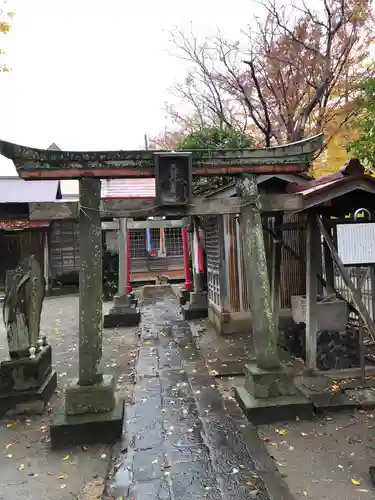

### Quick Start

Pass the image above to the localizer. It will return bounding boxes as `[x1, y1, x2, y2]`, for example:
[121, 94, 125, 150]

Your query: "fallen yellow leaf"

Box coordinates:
[276, 429, 288, 436]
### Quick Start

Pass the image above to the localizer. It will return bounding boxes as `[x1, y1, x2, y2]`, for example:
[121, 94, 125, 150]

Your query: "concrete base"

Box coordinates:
[182, 291, 208, 320]
[234, 385, 313, 424]
[65, 374, 116, 415]
[244, 362, 296, 398]
[208, 304, 252, 335]
[234, 361, 313, 424]
[0, 370, 57, 418]
[208, 304, 294, 336]
[103, 295, 141, 328]
[50, 399, 124, 449]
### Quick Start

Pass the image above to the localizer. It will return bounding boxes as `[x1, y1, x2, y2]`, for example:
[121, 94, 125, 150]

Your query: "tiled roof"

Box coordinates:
[287, 159, 375, 197]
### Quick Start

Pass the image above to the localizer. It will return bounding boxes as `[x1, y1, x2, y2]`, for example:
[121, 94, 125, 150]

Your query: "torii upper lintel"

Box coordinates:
[0, 135, 323, 180]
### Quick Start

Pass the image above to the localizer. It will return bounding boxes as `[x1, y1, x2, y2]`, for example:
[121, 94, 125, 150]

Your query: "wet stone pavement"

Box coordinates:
[105, 287, 292, 500]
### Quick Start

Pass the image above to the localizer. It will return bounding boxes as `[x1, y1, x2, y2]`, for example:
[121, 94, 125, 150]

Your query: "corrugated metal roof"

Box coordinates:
[101, 178, 155, 199]
[61, 178, 156, 200]
[0, 220, 51, 230]
[0, 177, 60, 203]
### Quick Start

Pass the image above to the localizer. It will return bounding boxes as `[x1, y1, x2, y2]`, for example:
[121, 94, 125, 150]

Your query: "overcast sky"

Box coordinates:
[0, 0, 259, 176]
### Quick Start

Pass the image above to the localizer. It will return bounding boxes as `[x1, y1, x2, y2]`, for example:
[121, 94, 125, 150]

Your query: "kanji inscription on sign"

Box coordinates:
[154, 152, 192, 207]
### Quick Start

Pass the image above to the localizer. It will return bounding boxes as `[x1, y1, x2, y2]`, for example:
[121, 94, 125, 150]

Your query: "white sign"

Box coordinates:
[336, 222, 375, 265]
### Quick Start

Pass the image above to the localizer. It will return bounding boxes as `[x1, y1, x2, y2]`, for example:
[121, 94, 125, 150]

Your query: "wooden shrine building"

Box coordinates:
[202, 172, 310, 334]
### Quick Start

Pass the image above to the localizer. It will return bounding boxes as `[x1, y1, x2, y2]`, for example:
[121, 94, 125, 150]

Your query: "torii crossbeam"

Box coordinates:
[0, 135, 323, 179]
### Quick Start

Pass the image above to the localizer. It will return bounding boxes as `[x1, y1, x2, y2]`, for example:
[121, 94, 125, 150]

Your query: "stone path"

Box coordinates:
[105, 286, 293, 500]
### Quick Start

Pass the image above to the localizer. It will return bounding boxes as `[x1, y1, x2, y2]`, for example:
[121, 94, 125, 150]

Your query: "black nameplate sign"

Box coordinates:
[154, 152, 192, 207]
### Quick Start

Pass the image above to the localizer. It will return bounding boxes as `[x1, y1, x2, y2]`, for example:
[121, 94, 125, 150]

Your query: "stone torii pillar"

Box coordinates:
[234, 174, 313, 424]
[103, 218, 140, 328]
[51, 178, 123, 448]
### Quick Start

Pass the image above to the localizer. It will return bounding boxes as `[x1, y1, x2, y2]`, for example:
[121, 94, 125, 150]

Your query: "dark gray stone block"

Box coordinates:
[103, 308, 141, 328]
[0, 370, 57, 417]
[0, 345, 53, 393]
[182, 291, 208, 320]
[179, 289, 190, 306]
[50, 399, 124, 449]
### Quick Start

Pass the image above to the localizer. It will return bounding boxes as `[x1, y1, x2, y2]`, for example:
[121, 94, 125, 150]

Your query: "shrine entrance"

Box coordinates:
[0, 134, 323, 447]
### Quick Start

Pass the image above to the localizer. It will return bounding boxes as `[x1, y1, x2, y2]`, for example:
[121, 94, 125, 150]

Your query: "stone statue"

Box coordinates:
[3, 255, 45, 359]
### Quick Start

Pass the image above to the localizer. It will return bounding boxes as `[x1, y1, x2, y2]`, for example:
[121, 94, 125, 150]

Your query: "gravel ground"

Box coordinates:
[217, 376, 375, 500]
[0, 295, 138, 500]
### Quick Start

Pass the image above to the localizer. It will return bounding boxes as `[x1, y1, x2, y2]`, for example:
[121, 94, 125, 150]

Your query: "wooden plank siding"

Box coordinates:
[237, 213, 307, 312]
[280, 213, 307, 308]
[49, 220, 80, 280]
[223, 215, 241, 312]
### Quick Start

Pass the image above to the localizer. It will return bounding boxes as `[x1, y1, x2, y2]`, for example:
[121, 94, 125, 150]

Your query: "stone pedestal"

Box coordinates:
[103, 295, 140, 328]
[179, 289, 190, 306]
[0, 345, 57, 417]
[234, 361, 313, 424]
[182, 291, 208, 320]
[50, 374, 123, 448]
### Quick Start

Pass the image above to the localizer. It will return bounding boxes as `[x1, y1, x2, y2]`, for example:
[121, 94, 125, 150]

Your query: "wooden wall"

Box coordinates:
[220, 213, 307, 313]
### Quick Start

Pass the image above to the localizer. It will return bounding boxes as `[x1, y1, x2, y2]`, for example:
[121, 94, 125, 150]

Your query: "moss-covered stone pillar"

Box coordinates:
[78, 177, 103, 386]
[51, 177, 123, 449]
[234, 174, 312, 424]
[237, 174, 280, 371]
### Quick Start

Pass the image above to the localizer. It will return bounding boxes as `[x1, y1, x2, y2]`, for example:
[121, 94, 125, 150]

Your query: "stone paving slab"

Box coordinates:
[104, 287, 293, 500]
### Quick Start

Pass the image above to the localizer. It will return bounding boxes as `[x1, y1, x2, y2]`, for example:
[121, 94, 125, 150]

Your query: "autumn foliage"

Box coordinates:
[0, 1, 13, 72]
[153, 0, 375, 177]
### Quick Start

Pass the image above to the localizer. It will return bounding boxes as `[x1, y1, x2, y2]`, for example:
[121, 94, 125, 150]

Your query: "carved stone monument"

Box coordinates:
[0, 255, 57, 416]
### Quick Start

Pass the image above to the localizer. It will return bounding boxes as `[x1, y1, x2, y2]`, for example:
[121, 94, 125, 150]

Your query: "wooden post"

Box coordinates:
[237, 175, 280, 370]
[182, 227, 193, 291]
[78, 178, 103, 386]
[305, 212, 320, 371]
[125, 229, 132, 295]
[370, 212, 375, 322]
[271, 214, 283, 332]
[117, 219, 127, 297]
[235, 215, 244, 311]
[43, 231, 50, 292]
[192, 217, 204, 293]
[322, 217, 335, 294]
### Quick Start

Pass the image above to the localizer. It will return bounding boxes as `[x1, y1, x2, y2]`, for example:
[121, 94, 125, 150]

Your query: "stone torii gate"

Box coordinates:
[102, 216, 190, 328]
[0, 135, 322, 446]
